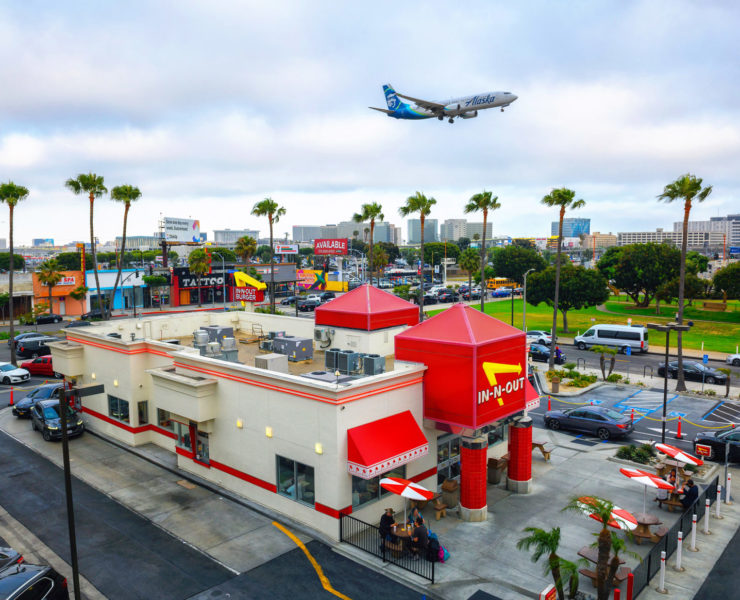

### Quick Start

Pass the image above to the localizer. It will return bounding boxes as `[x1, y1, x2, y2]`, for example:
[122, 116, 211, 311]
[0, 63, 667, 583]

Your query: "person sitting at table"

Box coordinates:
[379, 507, 398, 542]
[407, 507, 423, 527]
[678, 479, 699, 510]
[410, 516, 428, 560]
[654, 474, 671, 503]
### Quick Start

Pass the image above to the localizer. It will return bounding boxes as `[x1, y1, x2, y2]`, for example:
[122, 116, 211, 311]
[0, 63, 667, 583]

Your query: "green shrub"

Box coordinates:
[639, 443, 656, 457]
[564, 362, 577, 371]
[255, 307, 285, 315]
[569, 378, 592, 388]
[633, 448, 652, 464]
[685, 464, 698, 473]
[705, 389, 717, 396]
[606, 373, 623, 383]
[0, 331, 9, 340]
[616, 445, 635, 460]
[564, 370, 579, 379]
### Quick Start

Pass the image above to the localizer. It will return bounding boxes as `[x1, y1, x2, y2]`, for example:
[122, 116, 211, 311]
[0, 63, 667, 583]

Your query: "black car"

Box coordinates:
[0, 563, 69, 599]
[694, 429, 740, 462]
[35, 313, 63, 325]
[31, 399, 84, 442]
[528, 343, 567, 365]
[412, 293, 438, 305]
[280, 296, 298, 305]
[437, 290, 460, 303]
[461, 290, 481, 301]
[657, 361, 728, 385]
[0, 547, 23, 572]
[7, 333, 44, 349]
[64, 320, 92, 328]
[319, 291, 336, 301]
[544, 405, 634, 440]
[16, 336, 60, 359]
[297, 298, 321, 312]
[80, 308, 104, 320]
[11, 384, 65, 419]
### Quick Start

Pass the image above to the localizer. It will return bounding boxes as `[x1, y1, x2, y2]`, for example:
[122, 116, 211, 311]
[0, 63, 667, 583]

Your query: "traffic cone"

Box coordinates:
[676, 416, 683, 440]
[547, 396, 551, 411]
[631, 408, 634, 422]
[8, 386, 13, 406]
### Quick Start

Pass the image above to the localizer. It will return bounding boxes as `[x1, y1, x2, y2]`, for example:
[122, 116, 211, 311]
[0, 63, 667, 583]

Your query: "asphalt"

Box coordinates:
[694, 519, 740, 600]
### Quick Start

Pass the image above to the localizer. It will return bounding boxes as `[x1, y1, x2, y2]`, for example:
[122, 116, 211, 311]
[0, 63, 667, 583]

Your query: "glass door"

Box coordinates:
[436, 434, 461, 488]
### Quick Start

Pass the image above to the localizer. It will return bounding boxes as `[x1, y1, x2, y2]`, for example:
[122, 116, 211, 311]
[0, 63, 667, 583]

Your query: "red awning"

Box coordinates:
[347, 411, 429, 479]
[524, 378, 540, 410]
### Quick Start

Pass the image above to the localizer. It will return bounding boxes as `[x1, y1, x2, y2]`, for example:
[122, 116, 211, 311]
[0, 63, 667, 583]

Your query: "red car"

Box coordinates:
[21, 356, 62, 379]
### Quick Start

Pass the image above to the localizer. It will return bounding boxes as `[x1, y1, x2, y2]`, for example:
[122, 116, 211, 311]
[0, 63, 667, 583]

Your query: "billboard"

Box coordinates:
[252, 263, 296, 283]
[296, 269, 347, 292]
[314, 238, 348, 255]
[164, 217, 201, 243]
[233, 286, 265, 302]
[274, 244, 298, 254]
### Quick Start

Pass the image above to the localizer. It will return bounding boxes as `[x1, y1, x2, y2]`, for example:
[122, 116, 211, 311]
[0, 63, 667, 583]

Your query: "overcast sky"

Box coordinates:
[1, 0, 738, 246]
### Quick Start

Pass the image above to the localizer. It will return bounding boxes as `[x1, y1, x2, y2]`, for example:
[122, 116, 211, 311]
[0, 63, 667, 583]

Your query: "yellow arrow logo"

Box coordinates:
[482, 362, 522, 386]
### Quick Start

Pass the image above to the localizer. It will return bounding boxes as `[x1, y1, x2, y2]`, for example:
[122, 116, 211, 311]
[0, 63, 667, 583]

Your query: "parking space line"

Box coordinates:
[702, 401, 725, 421]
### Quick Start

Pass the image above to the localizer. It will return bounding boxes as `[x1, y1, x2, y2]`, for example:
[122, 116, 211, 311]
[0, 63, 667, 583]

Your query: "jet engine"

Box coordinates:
[444, 103, 462, 115]
[460, 111, 478, 119]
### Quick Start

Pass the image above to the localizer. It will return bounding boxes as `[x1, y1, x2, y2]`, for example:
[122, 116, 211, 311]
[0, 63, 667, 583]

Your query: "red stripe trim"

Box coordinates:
[81, 406, 177, 439]
[66, 336, 173, 358]
[176, 446, 195, 459]
[193, 458, 211, 469]
[315, 502, 353, 519]
[409, 466, 437, 483]
[209, 459, 277, 493]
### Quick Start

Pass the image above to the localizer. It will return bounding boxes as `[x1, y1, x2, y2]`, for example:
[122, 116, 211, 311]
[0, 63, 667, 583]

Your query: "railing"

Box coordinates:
[643, 365, 654, 378]
[577, 358, 587, 370]
[630, 475, 718, 596]
[339, 513, 435, 583]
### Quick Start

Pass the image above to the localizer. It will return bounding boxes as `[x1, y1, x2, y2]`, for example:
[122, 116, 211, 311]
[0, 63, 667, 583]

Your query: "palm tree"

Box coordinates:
[657, 174, 713, 392]
[251, 198, 286, 313]
[517, 526, 566, 600]
[0, 182, 29, 365]
[353, 203, 384, 284]
[399, 192, 437, 319]
[109, 185, 142, 319]
[591, 345, 618, 381]
[541, 188, 585, 370]
[235, 235, 257, 265]
[37, 260, 63, 318]
[464, 191, 501, 312]
[563, 496, 615, 600]
[65, 173, 108, 318]
[188, 249, 210, 307]
[459, 248, 479, 300]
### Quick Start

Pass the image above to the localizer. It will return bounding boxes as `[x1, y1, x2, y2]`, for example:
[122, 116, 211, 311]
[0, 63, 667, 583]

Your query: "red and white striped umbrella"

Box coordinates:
[655, 443, 704, 466]
[620, 467, 675, 514]
[380, 477, 434, 525]
[577, 497, 638, 531]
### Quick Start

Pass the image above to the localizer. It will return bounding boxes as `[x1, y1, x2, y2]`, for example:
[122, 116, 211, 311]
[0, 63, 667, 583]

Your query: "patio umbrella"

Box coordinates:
[655, 443, 704, 466]
[576, 496, 638, 531]
[380, 477, 435, 525]
[619, 467, 675, 515]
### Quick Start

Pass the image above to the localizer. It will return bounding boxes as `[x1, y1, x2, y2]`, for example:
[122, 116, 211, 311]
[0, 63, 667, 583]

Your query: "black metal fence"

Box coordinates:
[339, 513, 435, 583]
[630, 475, 719, 596]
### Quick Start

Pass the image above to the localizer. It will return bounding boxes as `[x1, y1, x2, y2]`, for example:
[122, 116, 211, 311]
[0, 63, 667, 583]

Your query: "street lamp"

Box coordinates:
[522, 268, 535, 331]
[647, 322, 691, 443]
[212, 252, 226, 309]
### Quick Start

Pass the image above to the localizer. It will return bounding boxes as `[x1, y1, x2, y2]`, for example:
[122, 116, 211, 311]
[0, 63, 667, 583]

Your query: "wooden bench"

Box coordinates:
[384, 538, 404, 558]
[433, 500, 448, 521]
[661, 498, 684, 513]
[578, 566, 630, 587]
[654, 526, 669, 539]
[702, 301, 727, 312]
[532, 440, 554, 461]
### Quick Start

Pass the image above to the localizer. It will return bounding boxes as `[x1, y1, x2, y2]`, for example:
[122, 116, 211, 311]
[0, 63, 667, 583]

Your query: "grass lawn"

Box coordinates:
[427, 298, 740, 354]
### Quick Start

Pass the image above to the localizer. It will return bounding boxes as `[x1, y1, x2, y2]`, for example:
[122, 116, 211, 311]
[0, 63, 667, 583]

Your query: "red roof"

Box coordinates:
[315, 284, 419, 331]
[347, 410, 429, 479]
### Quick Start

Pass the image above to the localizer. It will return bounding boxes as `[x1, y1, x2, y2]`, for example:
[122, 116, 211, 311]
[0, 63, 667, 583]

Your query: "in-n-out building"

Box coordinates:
[50, 285, 538, 540]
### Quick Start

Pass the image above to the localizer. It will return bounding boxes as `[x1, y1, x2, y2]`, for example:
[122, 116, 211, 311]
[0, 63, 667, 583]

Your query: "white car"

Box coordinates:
[305, 295, 322, 303]
[526, 330, 552, 346]
[727, 353, 740, 367]
[0, 362, 31, 385]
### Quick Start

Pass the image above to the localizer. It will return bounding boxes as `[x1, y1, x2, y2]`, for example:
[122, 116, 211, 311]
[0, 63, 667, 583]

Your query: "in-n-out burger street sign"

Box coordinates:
[233, 287, 264, 302]
[314, 238, 348, 255]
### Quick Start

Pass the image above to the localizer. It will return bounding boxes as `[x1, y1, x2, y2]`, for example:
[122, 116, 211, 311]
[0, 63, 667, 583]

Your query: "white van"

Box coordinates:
[574, 324, 649, 354]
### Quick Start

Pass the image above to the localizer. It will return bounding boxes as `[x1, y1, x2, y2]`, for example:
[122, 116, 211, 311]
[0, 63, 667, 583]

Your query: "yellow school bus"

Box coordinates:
[486, 277, 516, 290]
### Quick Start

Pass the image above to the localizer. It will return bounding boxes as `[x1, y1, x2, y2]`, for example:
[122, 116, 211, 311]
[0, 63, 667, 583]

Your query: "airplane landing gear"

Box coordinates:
[438, 115, 444, 120]
[448, 118, 454, 123]
[500, 108, 505, 112]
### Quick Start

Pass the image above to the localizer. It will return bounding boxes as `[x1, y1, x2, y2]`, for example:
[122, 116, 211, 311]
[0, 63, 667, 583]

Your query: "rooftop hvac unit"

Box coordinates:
[363, 354, 386, 376]
[201, 325, 234, 342]
[259, 339, 273, 352]
[206, 342, 221, 356]
[254, 353, 289, 374]
[273, 336, 314, 362]
[193, 330, 209, 345]
[314, 327, 331, 342]
[268, 331, 286, 339]
[324, 348, 340, 370]
[337, 350, 360, 375]
[221, 337, 237, 351]
[220, 337, 240, 363]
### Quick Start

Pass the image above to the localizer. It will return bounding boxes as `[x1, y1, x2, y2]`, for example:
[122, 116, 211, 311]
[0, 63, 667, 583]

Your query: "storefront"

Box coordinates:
[85, 269, 149, 312]
[32, 271, 86, 316]
[170, 266, 232, 307]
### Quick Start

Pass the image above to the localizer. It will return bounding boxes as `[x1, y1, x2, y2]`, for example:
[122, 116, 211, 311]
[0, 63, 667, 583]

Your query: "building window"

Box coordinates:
[195, 431, 210, 464]
[107, 395, 130, 423]
[174, 422, 192, 452]
[137, 401, 149, 426]
[436, 434, 461, 487]
[351, 465, 406, 509]
[485, 422, 506, 447]
[276, 456, 315, 506]
[157, 409, 173, 431]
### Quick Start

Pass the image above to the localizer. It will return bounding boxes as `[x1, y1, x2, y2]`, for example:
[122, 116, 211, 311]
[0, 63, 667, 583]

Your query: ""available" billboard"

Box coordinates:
[314, 238, 348, 255]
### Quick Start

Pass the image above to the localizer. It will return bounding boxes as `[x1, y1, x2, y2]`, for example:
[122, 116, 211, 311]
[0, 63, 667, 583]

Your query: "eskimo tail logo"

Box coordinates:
[383, 85, 399, 110]
[478, 362, 525, 406]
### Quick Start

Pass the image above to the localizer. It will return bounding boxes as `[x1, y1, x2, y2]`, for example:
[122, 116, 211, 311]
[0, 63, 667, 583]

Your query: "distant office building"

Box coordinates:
[32, 238, 54, 247]
[617, 228, 724, 249]
[116, 235, 162, 250]
[440, 219, 467, 241]
[673, 214, 740, 247]
[581, 232, 617, 248]
[0, 239, 5, 249]
[407, 219, 438, 244]
[293, 226, 323, 243]
[213, 229, 259, 245]
[551, 218, 590, 237]
[465, 222, 493, 240]
[393, 226, 402, 246]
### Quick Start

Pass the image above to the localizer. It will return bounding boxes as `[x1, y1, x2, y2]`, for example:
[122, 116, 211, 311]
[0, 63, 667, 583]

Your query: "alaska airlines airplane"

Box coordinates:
[370, 84, 518, 123]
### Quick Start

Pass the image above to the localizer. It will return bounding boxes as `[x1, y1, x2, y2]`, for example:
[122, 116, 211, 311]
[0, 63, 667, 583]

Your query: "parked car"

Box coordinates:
[574, 324, 649, 353]
[64, 320, 92, 328]
[378, 280, 393, 289]
[544, 405, 633, 440]
[0, 547, 23, 572]
[657, 361, 728, 385]
[319, 291, 336, 302]
[16, 336, 60, 359]
[297, 298, 321, 312]
[490, 288, 511, 298]
[35, 313, 63, 325]
[437, 289, 460, 303]
[0, 362, 31, 385]
[727, 353, 740, 367]
[461, 289, 481, 301]
[513, 287, 524, 295]
[528, 343, 566, 365]
[31, 399, 85, 441]
[694, 428, 740, 462]
[0, 563, 69, 599]
[80, 308, 104, 320]
[305, 294, 322, 303]
[280, 296, 298, 305]
[21, 356, 63, 379]
[525, 330, 552, 346]
[11, 384, 64, 419]
[7, 332, 44, 349]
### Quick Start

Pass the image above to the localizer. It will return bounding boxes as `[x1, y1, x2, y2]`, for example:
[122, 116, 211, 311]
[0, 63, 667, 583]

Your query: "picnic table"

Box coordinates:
[632, 512, 668, 545]
[410, 492, 441, 510]
[578, 545, 630, 586]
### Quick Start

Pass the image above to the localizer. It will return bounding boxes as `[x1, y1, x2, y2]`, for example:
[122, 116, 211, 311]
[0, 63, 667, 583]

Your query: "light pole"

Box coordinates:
[647, 322, 691, 443]
[212, 252, 226, 308]
[522, 268, 535, 331]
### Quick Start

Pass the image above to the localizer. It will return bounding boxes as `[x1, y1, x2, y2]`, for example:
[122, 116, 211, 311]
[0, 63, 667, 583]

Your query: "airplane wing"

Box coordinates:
[395, 93, 446, 111]
[369, 106, 395, 114]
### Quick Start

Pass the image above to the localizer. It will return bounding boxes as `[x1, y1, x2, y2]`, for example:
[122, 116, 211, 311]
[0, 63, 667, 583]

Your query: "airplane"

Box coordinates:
[370, 84, 518, 123]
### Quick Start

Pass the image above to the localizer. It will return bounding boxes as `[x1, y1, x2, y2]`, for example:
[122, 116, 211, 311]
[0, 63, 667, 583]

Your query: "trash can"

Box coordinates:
[440, 479, 460, 508]
[487, 457, 508, 485]
[551, 376, 560, 393]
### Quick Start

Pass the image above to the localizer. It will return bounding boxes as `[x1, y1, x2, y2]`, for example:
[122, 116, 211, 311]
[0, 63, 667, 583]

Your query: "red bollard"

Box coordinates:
[9, 386, 13, 406]
[627, 573, 634, 600]
[547, 396, 551, 411]
[613, 589, 621, 600]
[676, 416, 683, 439]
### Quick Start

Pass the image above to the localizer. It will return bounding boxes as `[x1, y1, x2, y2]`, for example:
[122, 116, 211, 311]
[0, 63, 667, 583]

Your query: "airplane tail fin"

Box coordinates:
[383, 84, 402, 111]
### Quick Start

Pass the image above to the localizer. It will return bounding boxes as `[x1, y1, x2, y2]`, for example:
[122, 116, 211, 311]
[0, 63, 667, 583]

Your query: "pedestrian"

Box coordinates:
[411, 516, 428, 560]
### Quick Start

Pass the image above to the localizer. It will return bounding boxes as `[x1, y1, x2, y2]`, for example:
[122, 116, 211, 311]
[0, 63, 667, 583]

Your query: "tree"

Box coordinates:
[526, 265, 609, 332]
[686, 251, 709, 275]
[658, 174, 713, 392]
[69, 286, 88, 302]
[657, 273, 705, 308]
[142, 275, 168, 309]
[399, 192, 437, 320]
[235, 235, 257, 264]
[0, 253, 25, 271]
[465, 191, 501, 313]
[594, 246, 622, 283]
[422, 242, 461, 267]
[55, 252, 82, 271]
[252, 198, 286, 314]
[717, 368, 732, 398]
[371, 245, 389, 272]
[37, 259, 63, 317]
[65, 173, 108, 318]
[188, 249, 210, 307]
[108, 184, 141, 319]
[517, 527, 566, 600]
[542, 188, 585, 369]
[459, 248, 479, 294]
[600, 243, 681, 307]
[376, 242, 400, 264]
[713, 262, 740, 298]
[512, 238, 536, 250]
[0, 181, 29, 365]
[491, 245, 547, 284]
[353, 202, 384, 284]
[591, 345, 618, 380]
[456, 237, 471, 250]
[0, 292, 8, 322]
